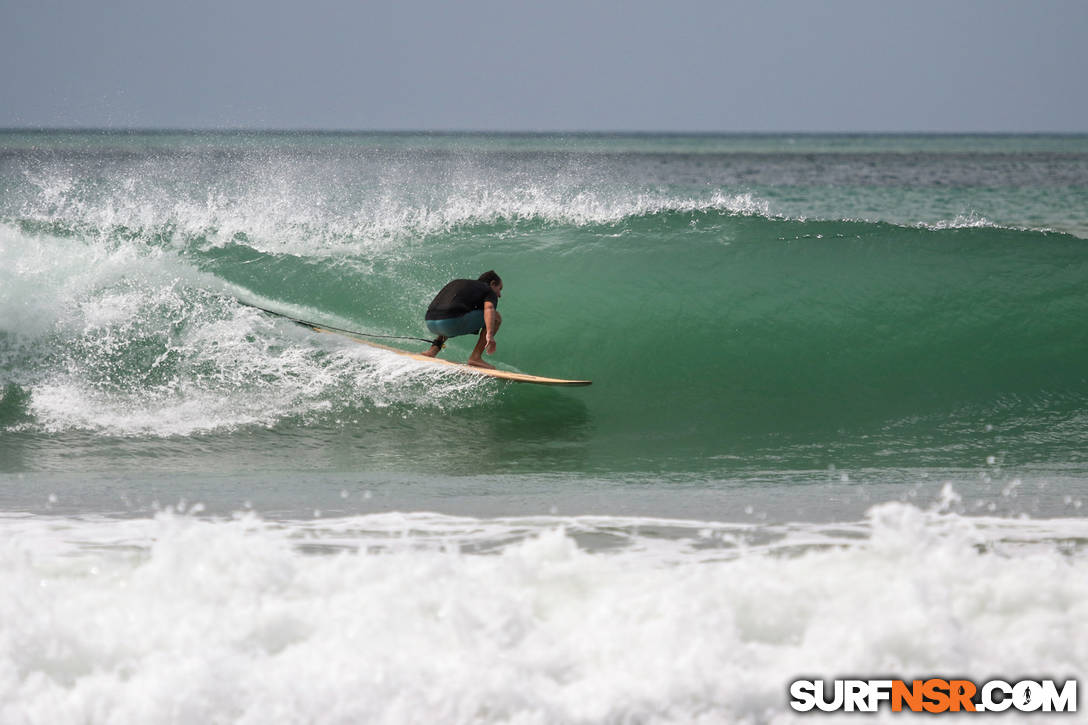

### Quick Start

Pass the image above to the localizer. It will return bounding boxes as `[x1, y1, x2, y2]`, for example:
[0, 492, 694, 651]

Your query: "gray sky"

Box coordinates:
[3, 0, 1086, 132]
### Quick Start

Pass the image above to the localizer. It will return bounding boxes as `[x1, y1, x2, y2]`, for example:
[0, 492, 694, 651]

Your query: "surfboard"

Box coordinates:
[235, 299, 591, 386]
[309, 325, 592, 386]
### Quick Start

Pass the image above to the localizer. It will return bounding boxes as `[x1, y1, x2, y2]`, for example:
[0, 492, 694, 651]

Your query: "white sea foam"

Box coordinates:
[918, 212, 1034, 232]
[10, 156, 776, 260]
[23, 323, 491, 437]
[1, 223, 494, 436]
[0, 503, 1085, 724]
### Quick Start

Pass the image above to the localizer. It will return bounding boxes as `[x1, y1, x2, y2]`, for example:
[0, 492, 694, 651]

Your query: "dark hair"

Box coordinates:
[478, 270, 502, 286]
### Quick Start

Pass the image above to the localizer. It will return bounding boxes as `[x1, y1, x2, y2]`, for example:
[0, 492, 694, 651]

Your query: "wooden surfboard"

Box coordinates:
[310, 325, 592, 386]
[236, 299, 592, 386]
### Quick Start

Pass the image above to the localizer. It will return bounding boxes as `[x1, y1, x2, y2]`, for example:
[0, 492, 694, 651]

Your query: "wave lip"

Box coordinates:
[5, 183, 778, 260]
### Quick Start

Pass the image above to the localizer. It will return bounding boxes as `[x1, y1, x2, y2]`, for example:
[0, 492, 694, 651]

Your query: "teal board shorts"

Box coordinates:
[425, 309, 485, 339]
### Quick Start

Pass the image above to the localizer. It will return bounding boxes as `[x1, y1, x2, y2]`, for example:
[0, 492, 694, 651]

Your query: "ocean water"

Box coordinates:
[1, 131, 1087, 723]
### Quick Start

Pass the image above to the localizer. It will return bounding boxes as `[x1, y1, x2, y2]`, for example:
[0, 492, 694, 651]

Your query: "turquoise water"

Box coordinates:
[2, 132, 1087, 723]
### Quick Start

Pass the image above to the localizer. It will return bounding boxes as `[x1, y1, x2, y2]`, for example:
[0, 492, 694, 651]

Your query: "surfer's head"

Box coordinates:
[478, 270, 503, 297]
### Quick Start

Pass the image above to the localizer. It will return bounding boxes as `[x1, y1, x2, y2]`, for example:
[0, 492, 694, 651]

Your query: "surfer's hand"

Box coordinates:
[485, 335, 496, 354]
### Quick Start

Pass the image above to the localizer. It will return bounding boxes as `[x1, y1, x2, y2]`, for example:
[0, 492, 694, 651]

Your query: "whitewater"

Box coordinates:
[2, 131, 1087, 723]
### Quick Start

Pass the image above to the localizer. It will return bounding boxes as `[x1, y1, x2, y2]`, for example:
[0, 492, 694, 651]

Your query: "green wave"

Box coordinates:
[4, 210, 1086, 468]
[172, 212, 1084, 461]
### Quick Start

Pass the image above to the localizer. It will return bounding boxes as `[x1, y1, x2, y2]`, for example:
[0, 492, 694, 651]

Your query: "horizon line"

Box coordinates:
[2, 126, 1087, 137]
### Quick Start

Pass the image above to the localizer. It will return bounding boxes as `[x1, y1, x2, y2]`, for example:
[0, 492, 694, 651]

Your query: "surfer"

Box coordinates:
[421, 271, 503, 369]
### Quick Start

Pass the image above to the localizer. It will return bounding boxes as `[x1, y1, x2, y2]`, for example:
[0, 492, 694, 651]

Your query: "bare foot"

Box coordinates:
[466, 357, 496, 370]
[421, 346, 440, 357]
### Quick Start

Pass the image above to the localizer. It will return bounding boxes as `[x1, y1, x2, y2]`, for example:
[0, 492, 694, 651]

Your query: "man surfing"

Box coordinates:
[421, 271, 503, 369]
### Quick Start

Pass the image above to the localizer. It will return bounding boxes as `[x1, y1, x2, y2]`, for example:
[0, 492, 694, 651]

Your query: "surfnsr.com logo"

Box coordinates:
[789, 678, 1077, 714]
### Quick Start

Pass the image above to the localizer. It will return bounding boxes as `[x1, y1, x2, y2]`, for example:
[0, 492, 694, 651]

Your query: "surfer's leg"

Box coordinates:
[466, 311, 500, 369]
[466, 329, 494, 369]
[421, 335, 447, 357]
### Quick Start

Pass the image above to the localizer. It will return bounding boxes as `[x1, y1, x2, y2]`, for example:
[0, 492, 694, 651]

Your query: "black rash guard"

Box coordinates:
[425, 279, 498, 320]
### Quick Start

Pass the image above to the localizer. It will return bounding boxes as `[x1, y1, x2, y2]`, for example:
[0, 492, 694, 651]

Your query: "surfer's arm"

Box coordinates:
[483, 301, 497, 354]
